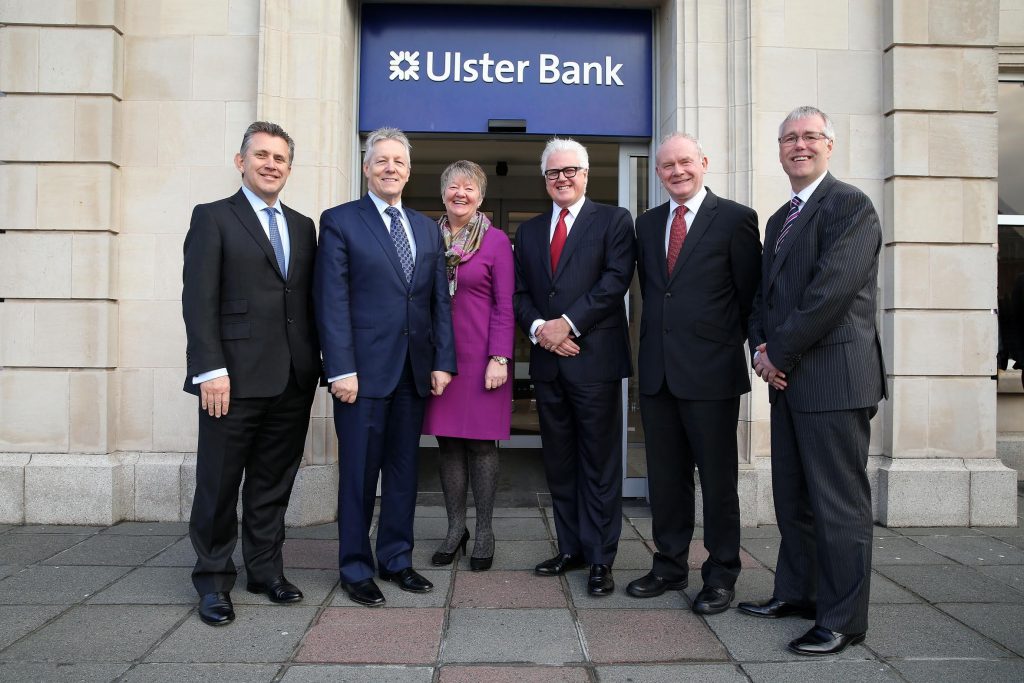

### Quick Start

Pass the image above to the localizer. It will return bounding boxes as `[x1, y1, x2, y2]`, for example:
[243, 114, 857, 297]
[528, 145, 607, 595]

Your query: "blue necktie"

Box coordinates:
[774, 196, 802, 254]
[385, 206, 414, 283]
[264, 207, 287, 278]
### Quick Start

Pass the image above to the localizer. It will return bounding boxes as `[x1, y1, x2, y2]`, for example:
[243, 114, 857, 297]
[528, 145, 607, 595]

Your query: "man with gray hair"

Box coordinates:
[514, 137, 636, 596]
[315, 127, 456, 607]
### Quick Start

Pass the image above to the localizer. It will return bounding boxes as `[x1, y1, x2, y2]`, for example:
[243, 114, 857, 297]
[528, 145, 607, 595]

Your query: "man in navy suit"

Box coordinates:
[740, 106, 886, 656]
[314, 127, 456, 606]
[182, 121, 320, 625]
[630, 133, 761, 614]
[514, 137, 636, 596]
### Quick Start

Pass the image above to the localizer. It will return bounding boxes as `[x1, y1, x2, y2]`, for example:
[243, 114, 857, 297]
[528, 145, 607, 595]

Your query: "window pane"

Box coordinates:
[999, 81, 1024, 215]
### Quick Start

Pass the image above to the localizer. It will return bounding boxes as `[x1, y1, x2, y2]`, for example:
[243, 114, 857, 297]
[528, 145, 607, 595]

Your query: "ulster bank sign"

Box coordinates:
[360, 4, 653, 137]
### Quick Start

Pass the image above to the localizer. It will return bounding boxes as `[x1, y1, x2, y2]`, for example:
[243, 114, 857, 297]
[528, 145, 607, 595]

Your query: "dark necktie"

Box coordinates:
[550, 207, 570, 272]
[385, 206, 413, 283]
[264, 207, 287, 278]
[666, 205, 687, 274]
[774, 196, 803, 253]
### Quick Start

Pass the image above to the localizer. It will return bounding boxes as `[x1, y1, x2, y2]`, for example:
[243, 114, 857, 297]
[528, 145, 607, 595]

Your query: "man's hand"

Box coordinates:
[484, 360, 508, 390]
[753, 343, 787, 390]
[536, 318, 571, 352]
[330, 376, 358, 403]
[431, 371, 452, 396]
[553, 337, 580, 357]
[200, 376, 231, 418]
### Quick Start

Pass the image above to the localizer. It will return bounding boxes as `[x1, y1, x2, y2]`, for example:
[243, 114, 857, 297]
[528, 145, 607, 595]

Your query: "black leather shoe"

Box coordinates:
[626, 571, 688, 598]
[198, 591, 234, 626]
[587, 564, 614, 596]
[737, 597, 816, 619]
[431, 529, 469, 566]
[535, 553, 585, 576]
[470, 555, 493, 571]
[246, 575, 303, 604]
[788, 624, 866, 656]
[379, 567, 433, 593]
[341, 578, 385, 606]
[692, 585, 734, 615]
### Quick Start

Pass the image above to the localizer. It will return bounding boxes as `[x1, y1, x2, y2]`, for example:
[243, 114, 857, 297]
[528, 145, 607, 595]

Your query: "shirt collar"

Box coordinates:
[240, 184, 283, 215]
[668, 185, 708, 218]
[792, 171, 828, 204]
[553, 195, 587, 219]
[368, 191, 403, 217]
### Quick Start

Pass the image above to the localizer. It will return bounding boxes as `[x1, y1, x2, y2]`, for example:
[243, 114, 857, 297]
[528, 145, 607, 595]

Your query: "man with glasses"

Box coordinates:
[513, 137, 636, 596]
[740, 106, 886, 656]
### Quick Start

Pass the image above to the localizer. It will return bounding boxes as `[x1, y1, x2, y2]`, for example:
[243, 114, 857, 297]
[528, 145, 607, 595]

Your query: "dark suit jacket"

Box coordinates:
[513, 198, 636, 384]
[636, 190, 762, 399]
[748, 172, 887, 412]
[181, 189, 320, 398]
[313, 194, 456, 399]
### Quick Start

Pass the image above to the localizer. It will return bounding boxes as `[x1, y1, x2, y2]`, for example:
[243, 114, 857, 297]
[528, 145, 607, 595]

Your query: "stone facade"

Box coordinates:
[0, 0, 1017, 525]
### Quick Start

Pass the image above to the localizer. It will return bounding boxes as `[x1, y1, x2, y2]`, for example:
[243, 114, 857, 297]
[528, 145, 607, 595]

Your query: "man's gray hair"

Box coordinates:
[364, 126, 412, 160]
[779, 106, 836, 141]
[240, 121, 295, 164]
[540, 137, 589, 174]
[658, 132, 705, 159]
[440, 160, 488, 199]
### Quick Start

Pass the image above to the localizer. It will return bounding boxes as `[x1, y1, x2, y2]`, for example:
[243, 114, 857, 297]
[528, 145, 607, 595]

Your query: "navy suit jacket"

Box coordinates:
[635, 190, 762, 400]
[314, 194, 456, 399]
[513, 198, 636, 384]
[749, 173, 887, 411]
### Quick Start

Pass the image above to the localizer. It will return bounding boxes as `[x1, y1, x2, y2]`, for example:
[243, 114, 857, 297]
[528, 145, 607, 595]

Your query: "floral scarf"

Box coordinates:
[439, 211, 490, 297]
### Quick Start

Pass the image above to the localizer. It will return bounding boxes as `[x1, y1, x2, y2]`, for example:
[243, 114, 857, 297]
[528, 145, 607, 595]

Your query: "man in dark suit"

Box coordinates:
[630, 133, 761, 614]
[182, 121, 320, 626]
[314, 127, 456, 607]
[514, 137, 636, 596]
[739, 106, 886, 655]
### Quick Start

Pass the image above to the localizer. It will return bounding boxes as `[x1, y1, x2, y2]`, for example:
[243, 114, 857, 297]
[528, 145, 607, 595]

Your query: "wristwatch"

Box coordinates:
[490, 356, 509, 365]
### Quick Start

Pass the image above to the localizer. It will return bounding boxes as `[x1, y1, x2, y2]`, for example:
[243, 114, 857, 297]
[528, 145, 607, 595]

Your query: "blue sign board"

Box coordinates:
[359, 4, 652, 137]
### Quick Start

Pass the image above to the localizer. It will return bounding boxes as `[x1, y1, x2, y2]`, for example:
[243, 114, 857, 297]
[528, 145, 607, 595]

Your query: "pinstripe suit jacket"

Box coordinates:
[748, 173, 886, 412]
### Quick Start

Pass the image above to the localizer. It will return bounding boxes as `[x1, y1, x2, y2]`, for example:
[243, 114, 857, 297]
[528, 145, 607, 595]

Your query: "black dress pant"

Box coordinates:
[640, 384, 741, 589]
[190, 370, 314, 594]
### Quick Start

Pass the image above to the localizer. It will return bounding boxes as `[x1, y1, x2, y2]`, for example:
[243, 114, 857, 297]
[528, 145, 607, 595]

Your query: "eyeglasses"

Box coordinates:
[544, 166, 584, 180]
[778, 132, 831, 146]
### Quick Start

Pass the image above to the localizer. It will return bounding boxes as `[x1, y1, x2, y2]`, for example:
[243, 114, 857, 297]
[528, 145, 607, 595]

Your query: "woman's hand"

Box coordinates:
[484, 359, 508, 390]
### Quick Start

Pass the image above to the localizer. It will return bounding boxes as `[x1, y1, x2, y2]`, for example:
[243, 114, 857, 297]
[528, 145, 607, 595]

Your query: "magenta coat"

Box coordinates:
[422, 225, 515, 440]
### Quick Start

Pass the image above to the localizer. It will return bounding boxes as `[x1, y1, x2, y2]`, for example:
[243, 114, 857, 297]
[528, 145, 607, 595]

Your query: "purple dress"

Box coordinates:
[422, 226, 515, 440]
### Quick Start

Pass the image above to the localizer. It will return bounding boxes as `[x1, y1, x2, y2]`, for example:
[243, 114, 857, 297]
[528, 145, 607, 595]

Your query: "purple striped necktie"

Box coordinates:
[774, 196, 803, 253]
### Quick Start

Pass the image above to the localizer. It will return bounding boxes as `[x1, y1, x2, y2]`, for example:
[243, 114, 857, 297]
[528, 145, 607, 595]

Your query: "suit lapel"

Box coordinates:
[767, 173, 835, 287]
[539, 209, 556, 282]
[642, 202, 670, 286]
[409, 209, 434, 288]
[229, 190, 285, 282]
[552, 199, 594, 281]
[282, 204, 302, 283]
[668, 190, 718, 284]
[359, 194, 408, 285]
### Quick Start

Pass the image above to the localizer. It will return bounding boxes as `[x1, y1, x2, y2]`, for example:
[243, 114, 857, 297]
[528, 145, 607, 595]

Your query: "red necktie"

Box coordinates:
[667, 205, 687, 274]
[550, 207, 569, 272]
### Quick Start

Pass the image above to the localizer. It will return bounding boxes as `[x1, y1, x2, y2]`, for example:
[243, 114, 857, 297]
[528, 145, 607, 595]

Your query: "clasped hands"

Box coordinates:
[536, 318, 580, 357]
[753, 343, 788, 390]
[329, 370, 454, 403]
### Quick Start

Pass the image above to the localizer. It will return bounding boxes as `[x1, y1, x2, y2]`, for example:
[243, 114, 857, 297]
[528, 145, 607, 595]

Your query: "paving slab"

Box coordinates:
[236, 568, 338, 606]
[285, 523, 339, 540]
[978, 564, 1024, 593]
[442, 608, 583, 664]
[0, 533, 91, 565]
[0, 662, 130, 682]
[102, 521, 189, 536]
[866, 603, 1009, 658]
[578, 608, 728, 663]
[477, 507, 545, 518]
[875, 564, 1024, 603]
[408, 516, 451, 540]
[937, 603, 1024, 656]
[742, 661, 903, 682]
[867, 571, 921, 604]
[685, 540, 760, 570]
[282, 538, 338, 570]
[297, 607, 444, 664]
[0, 566, 15, 581]
[43, 534, 177, 566]
[610, 539, 656, 570]
[870, 536, 957, 565]
[896, 526, 985, 536]
[627, 518, 653, 540]
[0, 604, 66, 650]
[149, 605, 317, 662]
[451, 569, 567, 608]
[454, 539, 556, 571]
[739, 525, 780, 539]
[412, 505, 448, 518]
[596, 664, 747, 682]
[889, 658, 1024, 682]
[144, 535, 245, 568]
[1, 604, 190, 662]
[911, 535, 1024, 565]
[739, 538, 779, 569]
[489, 516, 551, 541]
[701, 609, 868, 663]
[567, 569, 687, 610]
[0, 564, 132, 604]
[0, 525, 11, 534]
[87, 566, 200, 605]
[439, 665, 589, 682]
[283, 664, 434, 682]
[994, 535, 1024, 549]
[331, 569, 449, 608]
[8, 525, 103, 535]
[684, 567, 777, 608]
[119, 663, 281, 682]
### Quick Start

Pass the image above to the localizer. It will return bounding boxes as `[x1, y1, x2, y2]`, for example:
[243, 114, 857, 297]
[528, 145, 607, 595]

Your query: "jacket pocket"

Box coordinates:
[814, 324, 855, 347]
[694, 320, 738, 344]
[220, 321, 251, 340]
[221, 299, 248, 315]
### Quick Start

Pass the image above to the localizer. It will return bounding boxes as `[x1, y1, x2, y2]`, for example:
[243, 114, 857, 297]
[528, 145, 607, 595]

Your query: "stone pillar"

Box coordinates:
[879, 0, 1017, 525]
[0, 1, 125, 523]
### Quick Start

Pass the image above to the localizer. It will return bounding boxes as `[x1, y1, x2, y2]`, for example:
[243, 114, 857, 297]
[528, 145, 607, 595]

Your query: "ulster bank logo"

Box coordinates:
[386, 50, 625, 86]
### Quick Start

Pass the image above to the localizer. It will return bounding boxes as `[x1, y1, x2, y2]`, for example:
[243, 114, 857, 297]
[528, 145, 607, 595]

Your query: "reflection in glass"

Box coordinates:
[999, 81, 1024, 215]
[998, 80, 1024, 375]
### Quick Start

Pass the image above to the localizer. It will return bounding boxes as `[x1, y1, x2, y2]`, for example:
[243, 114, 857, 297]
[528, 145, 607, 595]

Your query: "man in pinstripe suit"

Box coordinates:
[739, 106, 886, 656]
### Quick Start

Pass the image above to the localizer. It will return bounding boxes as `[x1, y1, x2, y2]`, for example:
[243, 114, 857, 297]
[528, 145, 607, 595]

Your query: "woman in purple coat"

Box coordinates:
[422, 160, 514, 570]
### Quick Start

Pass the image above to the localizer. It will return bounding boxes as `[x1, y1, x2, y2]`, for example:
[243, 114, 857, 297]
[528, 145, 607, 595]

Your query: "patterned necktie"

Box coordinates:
[550, 207, 570, 272]
[385, 206, 414, 283]
[263, 207, 287, 278]
[666, 205, 687, 274]
[774, 196, 803, 253]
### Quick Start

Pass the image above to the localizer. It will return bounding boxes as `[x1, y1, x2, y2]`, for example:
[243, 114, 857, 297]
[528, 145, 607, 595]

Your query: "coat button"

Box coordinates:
[287, 318, 294, 324]
[285, 288, 291, 294]
[665, 292, 672, 298]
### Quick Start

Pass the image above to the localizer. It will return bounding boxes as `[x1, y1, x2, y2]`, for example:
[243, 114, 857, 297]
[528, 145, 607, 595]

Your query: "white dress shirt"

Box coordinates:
[530, 195, 588, 342]
[663, 185, 707, 254]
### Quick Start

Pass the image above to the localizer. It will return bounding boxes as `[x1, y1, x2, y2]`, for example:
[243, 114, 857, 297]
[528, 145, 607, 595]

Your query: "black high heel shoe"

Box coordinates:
[431, 529, 469, 566]
[470, 554, 493, 571]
